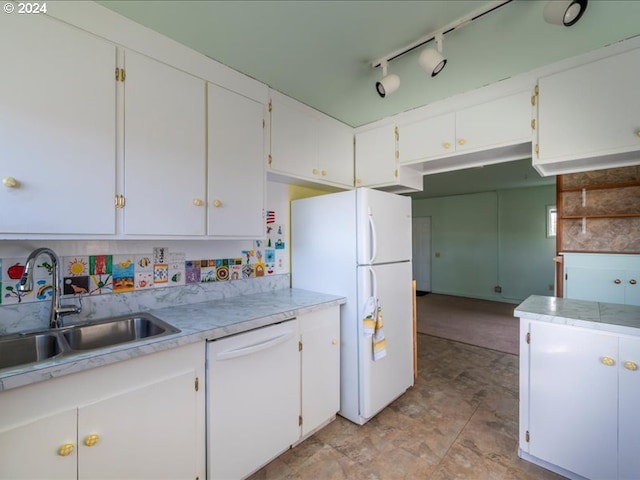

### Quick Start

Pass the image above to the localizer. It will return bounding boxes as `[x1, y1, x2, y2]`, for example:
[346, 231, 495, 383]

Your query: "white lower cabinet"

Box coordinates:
[207, 306, 341, 479]
[564, 253, 640, 306]
[300, 307, 341, 438]
[520, 319, 640, 480]
[0, 342, 205, 480]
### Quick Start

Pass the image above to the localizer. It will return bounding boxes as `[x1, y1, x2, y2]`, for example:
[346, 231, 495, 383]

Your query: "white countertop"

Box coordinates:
[515, 295, 640, 336]
[0, 288, 346, 392]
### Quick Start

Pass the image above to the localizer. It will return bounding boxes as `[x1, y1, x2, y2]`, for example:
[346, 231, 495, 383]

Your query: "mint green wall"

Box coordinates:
[412, 185, 556, 303]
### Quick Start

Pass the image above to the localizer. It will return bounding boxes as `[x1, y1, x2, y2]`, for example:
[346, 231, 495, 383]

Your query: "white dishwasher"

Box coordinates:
[206, 319, 300, 480]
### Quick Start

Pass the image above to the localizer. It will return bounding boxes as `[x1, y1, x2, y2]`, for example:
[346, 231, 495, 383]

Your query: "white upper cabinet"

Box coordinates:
[398, 91, 531, 174]
[534, 47, 640, 176]
[122, 50, 206, 236]
[0, 13, 116, 235]
[354, 125, 397, 187]
[208, 83, 266, 238]
[270, 91, 353, 188]
[354, 124, 423, 193]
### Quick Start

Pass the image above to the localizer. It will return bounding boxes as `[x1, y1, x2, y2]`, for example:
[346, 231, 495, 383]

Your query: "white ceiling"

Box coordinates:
[96, 0, 640, 128]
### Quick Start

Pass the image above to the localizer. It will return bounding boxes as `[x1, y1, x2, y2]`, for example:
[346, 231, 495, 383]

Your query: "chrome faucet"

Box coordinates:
[17, 248, 81, 329]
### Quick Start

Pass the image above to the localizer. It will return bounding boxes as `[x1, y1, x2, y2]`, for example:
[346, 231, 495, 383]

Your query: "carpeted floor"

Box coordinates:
[416, 294, 520, 355]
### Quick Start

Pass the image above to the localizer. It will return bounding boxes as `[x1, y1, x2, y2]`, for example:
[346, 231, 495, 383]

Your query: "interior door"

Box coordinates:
[412, 216, 432, 292]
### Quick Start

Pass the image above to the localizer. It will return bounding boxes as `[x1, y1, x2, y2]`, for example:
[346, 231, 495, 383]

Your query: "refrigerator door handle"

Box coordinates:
[369, 266, 378, 300]
[368, 211, 378, 264]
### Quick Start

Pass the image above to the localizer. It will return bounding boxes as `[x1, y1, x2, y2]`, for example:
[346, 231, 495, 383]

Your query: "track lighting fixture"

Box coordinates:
[369, 0, 588, 95]
[375, 61, 400, 98]
[419, 35, 447, 78]
[543, 0, 588, 27]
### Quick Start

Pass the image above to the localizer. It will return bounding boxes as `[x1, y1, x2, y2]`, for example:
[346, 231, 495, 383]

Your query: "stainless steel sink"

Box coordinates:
[0, 313, 180, 371]
[0, 332, 65, 370]
[60, 313, 180, 351]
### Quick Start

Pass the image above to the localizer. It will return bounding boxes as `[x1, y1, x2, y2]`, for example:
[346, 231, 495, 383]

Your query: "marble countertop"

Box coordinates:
[0, 288, 346, 392]
[515, 295, 640, 335]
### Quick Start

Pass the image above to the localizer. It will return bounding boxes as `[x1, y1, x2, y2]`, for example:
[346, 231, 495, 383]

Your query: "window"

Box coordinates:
[547, 205, 557, 237]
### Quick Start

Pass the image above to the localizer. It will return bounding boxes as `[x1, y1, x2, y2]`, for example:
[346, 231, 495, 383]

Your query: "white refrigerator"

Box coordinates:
[291, 187, 414, 425]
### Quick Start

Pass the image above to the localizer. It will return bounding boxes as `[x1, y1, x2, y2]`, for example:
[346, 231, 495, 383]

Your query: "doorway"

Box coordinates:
[412, 216, 431, 292]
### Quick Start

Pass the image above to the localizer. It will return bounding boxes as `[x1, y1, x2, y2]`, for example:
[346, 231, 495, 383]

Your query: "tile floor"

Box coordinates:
[249, 334, 564, 479]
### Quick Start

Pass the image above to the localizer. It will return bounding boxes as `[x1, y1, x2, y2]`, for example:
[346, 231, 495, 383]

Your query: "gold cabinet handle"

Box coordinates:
[624, 361, 638, 371]
[213, 199, 222, 208]
[457, 138, 467, 146]
[331, 339, 338, 345]
[2, 176, 18, 188]
[355, 178, 362, 185]
[531, 95, 537, 106]
[115, 194, 125, 208]
[614, 279, 622, 284]
[193, 198, 203, 207]
[443, 142, 451, 149]
[321, 170, 327, 176]
[531, 119, 536, 130]
[636, 129, 640, 138]
[630, 279, 637, 285]
[312, 168, 319, 175]
[84, 434, 100, 447]
[601, 356, 616, 367]
[58, 443, 75, 456]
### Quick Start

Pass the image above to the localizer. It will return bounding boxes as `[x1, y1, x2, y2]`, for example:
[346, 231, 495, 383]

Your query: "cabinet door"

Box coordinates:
[625, 271, 640, 306]
[536, 47, 640, 164]
[528, 322, 618, 480]
[0, 13, 116, 235]
[316, 117, 354, 187]
[619, 335, 640, 480]
[208, 83, 265, 237]
[565, 266, 626, 304]
[78, 370, 199, 480]
[399, 112, 455, 164]
[0, 408, 77, 479]
[270, 94, 317, 179]
[123, 50, 206, 235]
[355, 126, 397, 186]
[300, 306, 341, 437]
[455, 91, 530, 152]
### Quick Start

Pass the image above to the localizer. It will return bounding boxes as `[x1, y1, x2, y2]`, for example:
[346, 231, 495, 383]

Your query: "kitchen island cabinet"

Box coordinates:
[0, 12, 116, 236]
[0, 342, 205, 480]
[516, 295, 640, 480]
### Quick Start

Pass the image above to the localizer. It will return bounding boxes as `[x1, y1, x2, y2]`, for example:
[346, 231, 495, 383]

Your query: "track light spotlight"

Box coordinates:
[419, 35, 447, 77]
[375, 61, 400, 98]
[543, 0, 588, 27]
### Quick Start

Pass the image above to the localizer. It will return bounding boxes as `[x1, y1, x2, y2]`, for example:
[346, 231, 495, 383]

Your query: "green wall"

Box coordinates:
[412, 185, 556, 303]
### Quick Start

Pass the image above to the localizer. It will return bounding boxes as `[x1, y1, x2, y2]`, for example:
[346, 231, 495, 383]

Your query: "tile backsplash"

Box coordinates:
[1, 243, 286, 307]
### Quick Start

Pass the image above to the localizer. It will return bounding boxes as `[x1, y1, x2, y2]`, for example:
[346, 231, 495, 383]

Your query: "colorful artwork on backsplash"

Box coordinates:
[153, 264, 169, 285]
[185, 260, 201, 285]
[112, 256, 135, 293]
[2, 258, 50, 305]
[64, 257, 89, 277]
[90, 255, 112, 275]
[90, 274, 113, 295]
[63, 276, 89, 296]
[0, 234, 287, 307]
